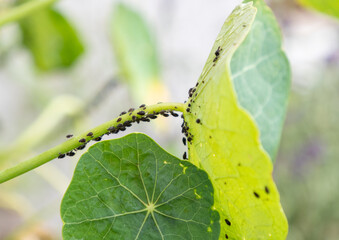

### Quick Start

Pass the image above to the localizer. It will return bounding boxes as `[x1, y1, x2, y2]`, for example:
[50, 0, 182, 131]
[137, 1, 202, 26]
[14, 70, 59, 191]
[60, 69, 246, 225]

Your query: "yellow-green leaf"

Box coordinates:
[184, 2, 288, 239]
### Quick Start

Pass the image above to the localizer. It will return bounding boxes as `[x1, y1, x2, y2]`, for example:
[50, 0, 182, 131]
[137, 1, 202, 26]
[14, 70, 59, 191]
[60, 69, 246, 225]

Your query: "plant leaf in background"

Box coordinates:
[110, 3, 169, 104]
[184, 2, 288, 239]
[297, 0, 339, 19]
[61, 133, 220, 239]
[18, 5, 84, 71]
[230, 0, 291, 161]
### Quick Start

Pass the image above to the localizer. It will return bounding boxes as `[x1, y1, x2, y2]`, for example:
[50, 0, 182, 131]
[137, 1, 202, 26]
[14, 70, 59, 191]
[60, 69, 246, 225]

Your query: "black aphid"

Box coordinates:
[123, 121, 132, 127]
[140, 117, 150, 122]
[186, 108, 190, 113]
[94, 137, 102, 141]
[66, 151, 75, 156]
[196, 119, 201, 124]
[183, 152, 187, 159]
[188, 103, 191, 107]
[148, 114, 157, 119]
[107, 126, 116, 133]
[225, 234, 229, 239]
[215, 46, 222, 56]
[117, 124, 123, 129]
[77, 144, 86, 150]
[139, 104, 146, 108]
[187, 137, 192, 142]
[182, 137, 186, 145]
[162, 113, 169, 117]
[225, 219, 231, 226]
[170, 111, 179, 117]
[253, 191, 260, 198]
[117, 117, 122, 122]
[58, 153, 65, 159]
[132, 115, 137, 121]
[87, 132, 93, 137]
[128, 108, 134, 112]
[265, 186, 270, 194]
[66, 134, 73, 138]
[195, 82, 199, 87]
[119, 111, 127, 116]
[79, 138, 86, 143]
[137, 111, 146, 115]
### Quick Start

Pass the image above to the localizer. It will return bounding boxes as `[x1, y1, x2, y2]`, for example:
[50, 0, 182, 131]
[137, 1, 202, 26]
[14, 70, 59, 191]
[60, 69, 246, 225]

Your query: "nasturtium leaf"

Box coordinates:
[230, 0, 291, 161]
[19, 6, 84, 71]
[184, 2, 288, 240]
[297, 0, 339, 19]
[111, 3, 166, 104]
[61, 133, 220, 239]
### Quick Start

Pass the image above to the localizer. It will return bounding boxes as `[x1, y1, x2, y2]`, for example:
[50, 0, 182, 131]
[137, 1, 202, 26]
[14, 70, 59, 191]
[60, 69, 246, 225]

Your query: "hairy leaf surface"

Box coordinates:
[184, 2, 288, 239]
[231, 0, 290, 161]
[61, 133, 219, 240]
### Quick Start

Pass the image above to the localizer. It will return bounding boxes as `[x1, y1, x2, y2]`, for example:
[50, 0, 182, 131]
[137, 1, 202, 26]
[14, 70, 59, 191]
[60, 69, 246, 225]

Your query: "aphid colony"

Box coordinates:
[58, 104, 180, 159]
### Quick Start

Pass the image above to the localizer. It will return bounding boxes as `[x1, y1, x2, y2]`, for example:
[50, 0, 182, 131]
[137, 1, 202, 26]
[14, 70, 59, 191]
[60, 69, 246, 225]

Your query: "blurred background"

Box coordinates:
[0, 0, 338, 239]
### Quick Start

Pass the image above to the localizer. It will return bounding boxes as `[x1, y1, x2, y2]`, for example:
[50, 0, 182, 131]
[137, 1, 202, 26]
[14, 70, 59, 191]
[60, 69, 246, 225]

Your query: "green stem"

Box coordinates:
[0, 0, 57, 27]
[0, 102, 185, 184]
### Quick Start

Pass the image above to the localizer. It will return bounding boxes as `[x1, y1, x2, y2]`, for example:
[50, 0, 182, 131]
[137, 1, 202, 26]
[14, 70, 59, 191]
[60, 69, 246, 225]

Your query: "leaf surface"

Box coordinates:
[19, 7, 84, 71]
[184, 2, 288, 239]
[231, 0, 291, 161]
[61, 133, 219, 240]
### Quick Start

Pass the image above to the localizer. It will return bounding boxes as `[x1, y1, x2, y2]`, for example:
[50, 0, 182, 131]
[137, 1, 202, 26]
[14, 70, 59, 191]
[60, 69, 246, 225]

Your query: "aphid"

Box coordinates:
[128, 108, 134, 112]
[119, 111, 127, 116]
[87, 132, 93, 137]
[170, 111, 179, 117]
[253, 191, 260, 198]
[123, 121, 132, 127]
[94, 137, 102, 141]
[162, 113, 169, 117]
[117, 117, 122, 122]
[66, 151, 75, 156]
[242, 24, 247, 27]
[58, 153, 65, 159]
[225, 234, 229, 239]
[183, 152, 187, 159]
[195, 82, 199, 87]
[187, 137, 192, 142]
[182, 137, 186, 146]
[225, 219, 231, 226]
[188, 103, 191, 107]
[107, 126, 116, 132]
[265, 186, 270, 194]
[140, 117, 150, 122]
[186, 108, 190, 113]
[117, 124, 123, 129]
[148, 114, 157, 119]
[196, 119, 201, 124]
[137, 111, 146, 115]
[79, 138, 86, 143]
[215, 46, 222, 56]
[139, 104, 146, 108]
[132, 115, 137, 121]
[77, 144, 86, 150]
[66, 134, 73, 138]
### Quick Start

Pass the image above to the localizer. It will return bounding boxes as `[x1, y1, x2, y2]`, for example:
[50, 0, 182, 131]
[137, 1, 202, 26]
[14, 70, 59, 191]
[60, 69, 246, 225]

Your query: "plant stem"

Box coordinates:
[0, 102, 186, 184]
[0, 0, 57, 27]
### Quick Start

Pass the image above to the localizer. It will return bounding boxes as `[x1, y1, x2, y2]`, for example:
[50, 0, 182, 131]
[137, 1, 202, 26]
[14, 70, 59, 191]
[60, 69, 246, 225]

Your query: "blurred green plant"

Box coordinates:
[110, 3, 168, 104]
[298, 0, 339, 19]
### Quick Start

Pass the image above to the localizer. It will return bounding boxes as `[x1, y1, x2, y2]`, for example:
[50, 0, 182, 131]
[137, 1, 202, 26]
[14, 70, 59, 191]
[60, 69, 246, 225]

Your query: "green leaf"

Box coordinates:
[297, 0, 339, 19]
[61, 133, 220, 239]
[19, 7, 84, 71]
[230, 0, 291, 161]
[184, 2, 288, 239]
[110, 3, 165, 103]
